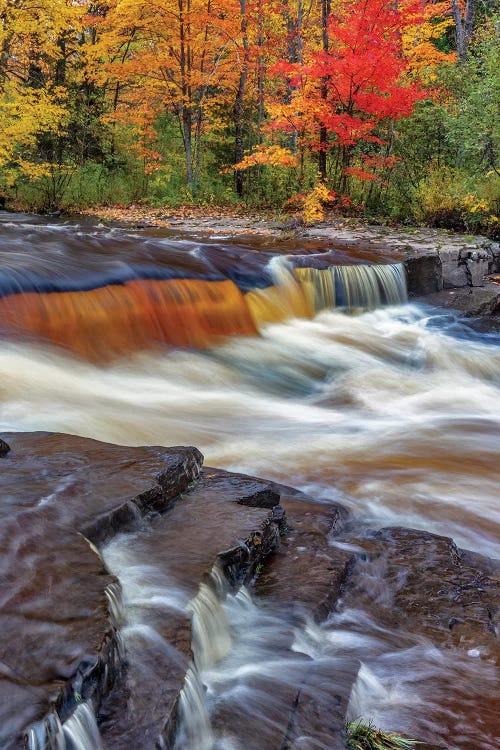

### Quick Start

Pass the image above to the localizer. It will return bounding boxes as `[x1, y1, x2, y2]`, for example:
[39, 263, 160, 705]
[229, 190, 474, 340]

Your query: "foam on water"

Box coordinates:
[1, 305, 498, 557]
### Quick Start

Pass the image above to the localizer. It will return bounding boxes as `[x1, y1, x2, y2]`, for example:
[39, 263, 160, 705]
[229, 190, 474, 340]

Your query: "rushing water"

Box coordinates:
[2, 303, 498, 557]
[1, 217, 499, 749]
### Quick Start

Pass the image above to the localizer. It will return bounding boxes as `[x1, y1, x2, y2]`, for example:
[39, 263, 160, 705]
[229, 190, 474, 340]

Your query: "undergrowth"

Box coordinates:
[346, 721, 425, 750]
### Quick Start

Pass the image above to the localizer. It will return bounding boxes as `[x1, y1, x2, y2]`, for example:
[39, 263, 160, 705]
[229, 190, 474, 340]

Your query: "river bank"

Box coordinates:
[81, 205, 500, 317]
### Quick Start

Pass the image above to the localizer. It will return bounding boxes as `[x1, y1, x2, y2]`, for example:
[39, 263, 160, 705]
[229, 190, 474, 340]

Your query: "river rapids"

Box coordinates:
[0, 217, 498, 750]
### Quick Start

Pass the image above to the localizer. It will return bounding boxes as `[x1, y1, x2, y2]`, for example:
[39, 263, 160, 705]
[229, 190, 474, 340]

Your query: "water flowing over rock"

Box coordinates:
[1, 218, 499, 750]
[3, 432, 497, 749]
[0, 219, 409, 358]
[0, 433, 202, 748]
[337, 527, 499, 657]
[0, 435, 297, 749]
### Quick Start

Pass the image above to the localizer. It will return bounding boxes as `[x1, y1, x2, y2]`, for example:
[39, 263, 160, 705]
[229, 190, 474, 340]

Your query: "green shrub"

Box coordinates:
[346, 720, 433, 750]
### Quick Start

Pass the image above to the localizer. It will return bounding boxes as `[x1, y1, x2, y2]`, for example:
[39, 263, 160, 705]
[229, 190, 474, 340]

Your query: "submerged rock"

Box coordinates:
[338, 527, 499, 659]
[418, 282, 500, 318]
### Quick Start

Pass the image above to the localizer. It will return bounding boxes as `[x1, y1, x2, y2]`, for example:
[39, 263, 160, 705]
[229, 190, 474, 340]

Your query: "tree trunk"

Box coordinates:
[451, 0, 477, 62]
[257, 0, 265, 145]
[234, 0, 249, 198]
[284, 0, 303, 154]
[182, 108, 194, 190]
[319, 0, 330, 182]
[178, 0, 195, 191]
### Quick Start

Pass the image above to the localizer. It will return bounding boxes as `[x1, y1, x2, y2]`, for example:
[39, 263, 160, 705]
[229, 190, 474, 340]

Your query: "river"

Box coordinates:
[0, 216, 499, 749]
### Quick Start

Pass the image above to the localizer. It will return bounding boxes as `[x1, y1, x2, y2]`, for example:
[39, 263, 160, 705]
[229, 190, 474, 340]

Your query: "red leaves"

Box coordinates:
[343, 167, 378, 181]
[271, 0, 425, 159]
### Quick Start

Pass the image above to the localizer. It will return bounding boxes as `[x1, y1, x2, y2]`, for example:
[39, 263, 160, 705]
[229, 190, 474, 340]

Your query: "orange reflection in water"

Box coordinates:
[0, 278, 259, 358]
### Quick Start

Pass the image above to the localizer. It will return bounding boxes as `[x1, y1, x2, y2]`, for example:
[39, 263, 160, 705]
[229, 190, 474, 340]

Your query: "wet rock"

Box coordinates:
[1, 432, 202, 538]
[282, 662, 353, 750]
[0, 512, 118, 749]
[404, 241, 496, 297]
[404, 251, 443, 296]
[418, 282, 500, 317]
[0, 432, 203, 748]
[212, 486, 356, 750]
[339, 527, 499, 660]
[195, 468, 282, 510]
[256, 485, 351, 622]
[0, 436, 10, 455]
[98, 467, 287, 749]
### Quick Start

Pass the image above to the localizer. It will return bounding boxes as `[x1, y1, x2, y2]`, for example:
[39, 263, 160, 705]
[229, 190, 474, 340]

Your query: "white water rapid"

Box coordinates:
[1, 304, 498, 557]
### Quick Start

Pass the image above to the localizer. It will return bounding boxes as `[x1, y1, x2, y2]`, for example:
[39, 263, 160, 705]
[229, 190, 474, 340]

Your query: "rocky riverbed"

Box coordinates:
[1, 434, 498, 749]
[83, 208, 500, 318]
[0, 213, 498, 749]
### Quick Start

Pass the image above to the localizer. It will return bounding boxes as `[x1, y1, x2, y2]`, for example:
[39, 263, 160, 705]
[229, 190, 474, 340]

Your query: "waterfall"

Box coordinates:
[295, 262, 407, 312]
[26, 703, 103, 750]
[172, 563, 233, 750]
[245, 255, 313, 327]
[187, 567, 232, 672]
[61, 704, 104, 750]
[173, 667, 215, 750]
[0, 245, 407, 358]
[0, 278, 257, 358]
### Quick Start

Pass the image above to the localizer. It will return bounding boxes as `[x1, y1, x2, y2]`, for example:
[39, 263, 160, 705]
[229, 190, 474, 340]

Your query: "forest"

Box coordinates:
[0, 0, 498, 234]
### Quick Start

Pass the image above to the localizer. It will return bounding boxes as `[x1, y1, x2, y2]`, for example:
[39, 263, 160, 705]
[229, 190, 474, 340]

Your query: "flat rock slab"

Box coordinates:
[98, 467, 284, 748]
[0, 514, 116, 749]
[0, 432, 202, 540]
[0, 432, 203, 749]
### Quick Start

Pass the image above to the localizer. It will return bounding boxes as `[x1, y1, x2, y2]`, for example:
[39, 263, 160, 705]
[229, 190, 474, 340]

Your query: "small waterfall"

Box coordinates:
[295, 262, 407, 312]
[245, 255, 313, 327]
[26, 703, 103, 750]
[173, 563, 233, 750]
[27, 713, 64, 750]
[173, 667, 215, 750]
[62, 703, 104, 750]
[0, 237, 407, 358]
[187, 567, 232, 672]
[295, 265, 336, 311]
[0, 277, 258, 358]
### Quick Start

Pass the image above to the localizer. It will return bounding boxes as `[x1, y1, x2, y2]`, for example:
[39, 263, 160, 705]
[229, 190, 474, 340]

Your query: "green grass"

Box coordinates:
[346, 721, 425, 750]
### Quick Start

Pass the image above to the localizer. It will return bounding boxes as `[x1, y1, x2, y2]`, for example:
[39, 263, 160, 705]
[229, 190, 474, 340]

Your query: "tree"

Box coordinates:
[0, 0, 82, 181]
[451, 0, 478, 62]
[269, 0, 425, 190]
[93, 0, 241, 192]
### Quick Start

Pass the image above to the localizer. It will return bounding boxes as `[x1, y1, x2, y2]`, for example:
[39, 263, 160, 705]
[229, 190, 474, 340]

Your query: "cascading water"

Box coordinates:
[61, 704, 104, 750]
[174, 565, 233, 750]
[294, 262, 407, 311]
[27, 704, 103, 750]
[1, 218, 499, 749]
[0, 218, 407, 357]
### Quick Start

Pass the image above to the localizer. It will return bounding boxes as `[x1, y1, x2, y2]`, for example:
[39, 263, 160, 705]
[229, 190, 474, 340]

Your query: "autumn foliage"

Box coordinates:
[0, 0, 497, 231]
[267, 0, 426, 189]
